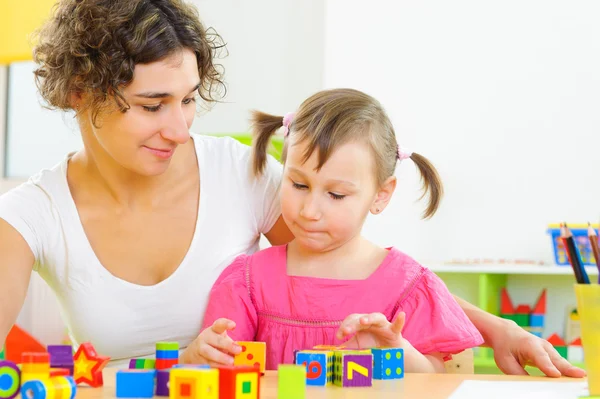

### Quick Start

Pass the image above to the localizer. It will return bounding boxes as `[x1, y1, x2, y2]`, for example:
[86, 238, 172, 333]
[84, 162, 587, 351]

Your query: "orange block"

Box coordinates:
[234, 342, 266, 374]
[4, 325, 45, 363]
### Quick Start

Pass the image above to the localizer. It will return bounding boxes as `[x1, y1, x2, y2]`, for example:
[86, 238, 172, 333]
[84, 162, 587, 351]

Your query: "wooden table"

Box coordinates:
[77, 369, 586, 399]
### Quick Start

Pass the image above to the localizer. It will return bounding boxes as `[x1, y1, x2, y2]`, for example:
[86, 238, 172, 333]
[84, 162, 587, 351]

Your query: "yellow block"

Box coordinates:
[235, 371, 258, 399]
[234, 342, 266, 373]
[0, 0, 57, 64]
[169, 368, 219, 399]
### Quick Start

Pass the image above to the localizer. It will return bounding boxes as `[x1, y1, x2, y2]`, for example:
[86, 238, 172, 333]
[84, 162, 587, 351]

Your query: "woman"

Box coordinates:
[0, 0, 583, 377]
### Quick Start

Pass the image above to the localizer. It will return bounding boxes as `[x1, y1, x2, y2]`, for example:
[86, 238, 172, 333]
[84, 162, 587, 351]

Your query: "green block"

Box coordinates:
[0, 348, 4, 360]
[135, 358, 156, 369]
[278, 365, 306, 399]
[156, 342, 179, 351]
[555, 346, 568, 359]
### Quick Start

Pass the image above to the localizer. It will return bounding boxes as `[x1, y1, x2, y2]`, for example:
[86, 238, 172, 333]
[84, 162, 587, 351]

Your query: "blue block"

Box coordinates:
[156, 349, 179, 359]
[116, 370, 156, 398]
[530, 314, 545, 328]
[295, 352, 329, 386]
[372, 348, 404, 380]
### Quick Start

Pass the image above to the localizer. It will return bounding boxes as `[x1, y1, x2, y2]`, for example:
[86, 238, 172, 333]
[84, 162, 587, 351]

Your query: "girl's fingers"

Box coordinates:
[211, 318, 236, 334]
[198, 342, 235, 365]
[390, 312, 406, 335]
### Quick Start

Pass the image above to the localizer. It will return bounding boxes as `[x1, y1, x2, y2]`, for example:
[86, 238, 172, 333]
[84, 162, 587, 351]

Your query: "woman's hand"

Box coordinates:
[336, 312, 406, 349]
[180, 318, 242, 366]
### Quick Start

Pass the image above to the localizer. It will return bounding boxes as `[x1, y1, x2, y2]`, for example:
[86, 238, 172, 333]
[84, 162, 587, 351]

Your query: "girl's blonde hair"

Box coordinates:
[250, 88, 443, 219]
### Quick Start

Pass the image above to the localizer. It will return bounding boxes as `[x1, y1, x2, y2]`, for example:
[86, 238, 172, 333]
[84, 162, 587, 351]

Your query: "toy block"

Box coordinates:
[295, 350, 333, 386]
[547, 333, 566, 347]
[116, 370, 156, 398]
[0, 349, 4, 360]
[21, 352, 49, 364]
[156, 369, 171, 396]
[0, 360, 21, 399]
[50, 368, 71, 377]
[217, 365, 261, 399]
[501, 288, 515, 314]
[312, 345, 344, 351]
[157, 349, 179, 359]
[172, 364, 210, 369]
[20, 376, 76, 399]
[157, 342, 180, 351]
[129, 358, 156, 369]
[21, 352, 50, 383]
[157, 358, 179, 370]
[515, 305, 531, 314]
[234, 342, 266, 374]
[554, 346, 568, 359]
[529, 314, 545, 328]
[73, 342, 110, 387]
[4, 325, 45, 364]
[501, 313, 529, 327]
[169, 368, 219, 399]
[372, 348, 404, 380]
[277, 365, 306, 399]
[532, 289, 547, 314]
[48, 345, 74, 376]
[333, 350, 373, 387]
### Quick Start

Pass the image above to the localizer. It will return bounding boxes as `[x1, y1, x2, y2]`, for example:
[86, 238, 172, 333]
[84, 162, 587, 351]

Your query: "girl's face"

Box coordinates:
[280, 137, 382, 253]
[78, 49, 200, 176]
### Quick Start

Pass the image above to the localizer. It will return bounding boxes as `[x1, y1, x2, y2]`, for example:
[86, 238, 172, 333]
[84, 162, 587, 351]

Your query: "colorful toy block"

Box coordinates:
[73, 342, 110, 387]
[333, 350, 373, 387]
[156, 342, 179, 370]
[21, 352, 50, 383]
[547, 333, 568, 359]
[129, 358, 156, 369]
[50, 368, 70, 377]
[4, 325, 45, 364]
[217, 365, 260, 399]
[500, 288, 547, 334]
[277, 365, 306, 399]
[567, 338, 584, 363]
[372, 348, 404, 380]
[20, 376, 76, 399]
[234, 342, 266, 374]
[116, 370, 156, 398]
[156, 369, 171, 397]
[0, 360, 21, 399]
[169, 368, 219, 399]
[295, 350, 333, 386]
[48, 345, 74, 376]
[172, 364, 211, 369]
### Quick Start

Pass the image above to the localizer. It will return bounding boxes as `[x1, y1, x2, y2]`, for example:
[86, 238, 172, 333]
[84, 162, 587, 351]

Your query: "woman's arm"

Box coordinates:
[0, 219, 35, 347]
[454, 295, 585, 377]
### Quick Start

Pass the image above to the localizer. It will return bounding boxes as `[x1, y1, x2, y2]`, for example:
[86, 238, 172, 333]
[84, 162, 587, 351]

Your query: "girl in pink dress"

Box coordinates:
[190, 88, 483, 372]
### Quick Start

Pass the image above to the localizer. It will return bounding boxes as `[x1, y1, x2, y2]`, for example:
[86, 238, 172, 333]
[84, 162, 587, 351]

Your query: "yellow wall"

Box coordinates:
[0, 0, 57, 64]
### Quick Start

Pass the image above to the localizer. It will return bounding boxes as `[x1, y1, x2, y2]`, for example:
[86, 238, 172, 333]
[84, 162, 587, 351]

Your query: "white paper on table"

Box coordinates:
[448, 380, 589, 399]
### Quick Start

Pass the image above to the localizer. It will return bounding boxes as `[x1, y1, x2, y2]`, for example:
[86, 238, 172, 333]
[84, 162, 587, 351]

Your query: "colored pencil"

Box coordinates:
[588, 222, 600, 277]
[561, 223, 590, 284]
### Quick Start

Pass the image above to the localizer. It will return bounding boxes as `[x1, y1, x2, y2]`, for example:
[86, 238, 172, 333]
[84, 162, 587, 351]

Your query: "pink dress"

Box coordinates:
[202, 246, 484, 370]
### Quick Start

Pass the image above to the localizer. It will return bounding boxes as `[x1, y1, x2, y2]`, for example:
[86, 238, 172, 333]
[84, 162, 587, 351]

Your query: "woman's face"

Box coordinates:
[78, 49, 200, 176]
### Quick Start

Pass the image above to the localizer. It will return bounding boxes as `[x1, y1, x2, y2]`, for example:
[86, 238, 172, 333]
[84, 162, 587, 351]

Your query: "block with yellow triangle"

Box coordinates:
[73, 342, 110, 387]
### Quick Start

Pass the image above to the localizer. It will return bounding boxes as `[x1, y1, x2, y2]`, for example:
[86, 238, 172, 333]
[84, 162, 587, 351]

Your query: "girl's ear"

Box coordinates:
[370, 176, 396, 214]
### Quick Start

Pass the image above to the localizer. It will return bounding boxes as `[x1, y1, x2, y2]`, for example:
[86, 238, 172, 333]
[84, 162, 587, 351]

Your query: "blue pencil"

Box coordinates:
[562, 223, 590, 284]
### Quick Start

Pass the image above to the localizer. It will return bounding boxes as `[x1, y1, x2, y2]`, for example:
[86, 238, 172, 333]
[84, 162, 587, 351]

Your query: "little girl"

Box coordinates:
[189, 88, 483, 372]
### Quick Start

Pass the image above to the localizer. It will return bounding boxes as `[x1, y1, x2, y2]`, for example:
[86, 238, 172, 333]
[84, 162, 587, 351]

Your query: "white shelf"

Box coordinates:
[427, 263, 599, 275]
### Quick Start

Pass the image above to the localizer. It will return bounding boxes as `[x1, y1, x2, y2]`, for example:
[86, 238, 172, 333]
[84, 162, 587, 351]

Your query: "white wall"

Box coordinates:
[4, 0, 325, 178]
[325, 0, 600, 264]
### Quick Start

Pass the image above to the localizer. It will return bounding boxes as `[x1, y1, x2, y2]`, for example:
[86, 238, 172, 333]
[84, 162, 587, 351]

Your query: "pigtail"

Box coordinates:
[250, 110, 283, 177]
[410, 153, 444, 219]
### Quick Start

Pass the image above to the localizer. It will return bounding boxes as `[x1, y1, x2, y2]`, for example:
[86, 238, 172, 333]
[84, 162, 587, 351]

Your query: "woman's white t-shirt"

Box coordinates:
[0, 134, 283, 365]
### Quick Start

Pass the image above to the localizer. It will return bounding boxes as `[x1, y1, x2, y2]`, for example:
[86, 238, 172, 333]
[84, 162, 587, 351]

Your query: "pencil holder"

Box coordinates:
[548, 224, 598, 266]
[574, 284, 600, 395]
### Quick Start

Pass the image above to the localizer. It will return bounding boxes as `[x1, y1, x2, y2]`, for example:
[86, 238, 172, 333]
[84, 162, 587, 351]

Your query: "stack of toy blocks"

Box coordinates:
[500, 288, 546, 337]
[47, 345, 74, 376]
[0, 360, 22, 399]
[156, 342, 179, 369]
[277, 365, 306, 399]
[234, 342, 266, 374]
[332, 350, 373, 387]
[20, 375, 77, 399]
[20, 352, 50, 383]
[294, 350, 334, 386]
[129, 358, 156, 369]
[372, 348, 404, 380]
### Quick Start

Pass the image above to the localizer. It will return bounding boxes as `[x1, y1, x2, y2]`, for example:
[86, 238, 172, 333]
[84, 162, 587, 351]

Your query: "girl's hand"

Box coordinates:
[180, 318, 243, 366]
[336, 312, 406, 349]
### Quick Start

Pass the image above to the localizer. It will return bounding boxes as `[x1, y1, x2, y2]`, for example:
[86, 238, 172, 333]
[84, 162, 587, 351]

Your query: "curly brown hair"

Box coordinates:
[32, 0, 226, 125]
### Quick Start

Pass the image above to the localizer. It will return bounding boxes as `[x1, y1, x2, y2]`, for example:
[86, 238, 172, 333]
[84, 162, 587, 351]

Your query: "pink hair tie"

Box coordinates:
[282, 112, 296, 137]
[397, 145, 412, 161]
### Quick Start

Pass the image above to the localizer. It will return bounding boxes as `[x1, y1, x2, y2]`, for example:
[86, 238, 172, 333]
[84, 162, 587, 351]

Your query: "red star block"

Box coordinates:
[73, 342, 110, 387]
